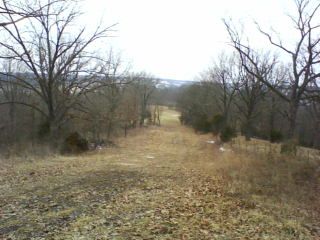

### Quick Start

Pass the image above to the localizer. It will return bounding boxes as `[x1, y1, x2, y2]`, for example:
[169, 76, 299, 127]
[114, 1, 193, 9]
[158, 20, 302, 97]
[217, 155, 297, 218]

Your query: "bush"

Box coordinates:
[192, 114, 212, 133]
[280, 139, 297, 155]
[270, 130, 283, 143]
[211, 114, 224, 135]
[61, 132, 89, 154]
[220, 126, 237, 143]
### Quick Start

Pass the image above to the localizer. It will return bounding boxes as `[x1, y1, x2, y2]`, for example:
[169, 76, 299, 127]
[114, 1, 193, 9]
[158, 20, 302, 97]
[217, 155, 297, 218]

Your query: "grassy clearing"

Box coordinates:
[0, 108, 319, 239]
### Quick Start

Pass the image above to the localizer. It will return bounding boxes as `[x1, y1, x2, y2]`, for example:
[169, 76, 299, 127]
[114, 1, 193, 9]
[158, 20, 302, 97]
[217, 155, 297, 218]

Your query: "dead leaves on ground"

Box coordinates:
[0, 124, 319, 239]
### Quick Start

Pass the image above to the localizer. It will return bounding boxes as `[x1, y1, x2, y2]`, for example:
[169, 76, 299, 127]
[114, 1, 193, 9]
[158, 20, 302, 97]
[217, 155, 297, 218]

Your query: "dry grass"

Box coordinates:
[231, 136, 320, 161]
[0, 108, 319, 239]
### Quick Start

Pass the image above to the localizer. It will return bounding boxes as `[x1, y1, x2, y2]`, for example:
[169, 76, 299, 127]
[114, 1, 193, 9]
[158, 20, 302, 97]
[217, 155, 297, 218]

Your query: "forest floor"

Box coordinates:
[0, 108, 319, 240]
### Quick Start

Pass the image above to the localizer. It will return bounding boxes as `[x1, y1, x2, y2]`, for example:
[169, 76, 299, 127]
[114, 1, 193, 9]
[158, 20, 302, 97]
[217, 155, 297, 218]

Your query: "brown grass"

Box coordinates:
[232, 135, 320, 161]
[0, 107, 319, 239]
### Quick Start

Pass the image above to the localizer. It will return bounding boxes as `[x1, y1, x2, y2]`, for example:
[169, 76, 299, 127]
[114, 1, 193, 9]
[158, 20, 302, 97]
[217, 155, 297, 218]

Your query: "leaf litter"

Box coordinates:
[0, 112, 319, 239]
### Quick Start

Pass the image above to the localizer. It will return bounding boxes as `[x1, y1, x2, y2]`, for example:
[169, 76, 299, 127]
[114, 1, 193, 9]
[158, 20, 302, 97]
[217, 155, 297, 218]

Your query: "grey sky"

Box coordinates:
[82, 0, 297, 80]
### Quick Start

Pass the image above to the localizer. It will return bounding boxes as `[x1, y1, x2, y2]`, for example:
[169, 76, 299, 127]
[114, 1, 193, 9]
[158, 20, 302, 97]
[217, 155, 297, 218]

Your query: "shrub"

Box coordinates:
[192, 114, 212, 133]
[211, 114, 225, 135]
[280, 139, 297, 155]
[61, 132, 89, 154]
[220, 126, 237, 143]
[270, 130, 283, 143]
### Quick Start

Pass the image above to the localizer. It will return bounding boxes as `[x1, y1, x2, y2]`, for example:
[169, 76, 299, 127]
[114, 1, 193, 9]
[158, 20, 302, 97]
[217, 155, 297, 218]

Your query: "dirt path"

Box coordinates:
[0, 109, 318, 239]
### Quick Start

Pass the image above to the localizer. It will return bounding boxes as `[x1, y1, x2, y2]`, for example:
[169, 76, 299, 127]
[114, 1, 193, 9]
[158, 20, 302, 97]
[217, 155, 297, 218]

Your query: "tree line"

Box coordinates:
[0, 0, 162, 153]
[177, 0, 320, 150]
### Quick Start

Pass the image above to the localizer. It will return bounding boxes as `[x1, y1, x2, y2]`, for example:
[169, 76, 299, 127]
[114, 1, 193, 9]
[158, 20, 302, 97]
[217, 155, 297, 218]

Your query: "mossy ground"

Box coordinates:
[0, 109, 319, 239]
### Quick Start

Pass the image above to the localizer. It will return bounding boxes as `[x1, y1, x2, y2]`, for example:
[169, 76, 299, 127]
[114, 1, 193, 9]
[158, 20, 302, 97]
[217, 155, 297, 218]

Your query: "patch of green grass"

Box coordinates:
[160, 107, 181, 126]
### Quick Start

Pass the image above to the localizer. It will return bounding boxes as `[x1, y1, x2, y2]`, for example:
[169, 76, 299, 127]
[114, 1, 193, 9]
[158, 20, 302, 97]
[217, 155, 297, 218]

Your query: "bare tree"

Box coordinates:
[0, 59, 24, 141]
[130, 72, 158, 127]
[234, 60, 269, 140]
[0, 0, 59, 27]
[83, 51, 129, 141]
[120, 92, 139, 134]
[204, 53, 240, 127]
[224, 0, 320, 138]
[0, 0, 115, 139]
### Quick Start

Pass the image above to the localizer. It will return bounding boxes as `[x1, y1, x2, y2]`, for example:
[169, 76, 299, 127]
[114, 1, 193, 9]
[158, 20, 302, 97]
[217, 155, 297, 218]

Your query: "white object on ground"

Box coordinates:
[146, 156, 155, 159]
[219, 146, 233, 152]
[206, 140, 215, 144]
[219, 147, 226, 152]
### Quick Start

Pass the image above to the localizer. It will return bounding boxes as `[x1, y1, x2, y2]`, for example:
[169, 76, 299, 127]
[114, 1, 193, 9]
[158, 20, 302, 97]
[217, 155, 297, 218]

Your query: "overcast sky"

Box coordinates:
[82, 0, 297, 80]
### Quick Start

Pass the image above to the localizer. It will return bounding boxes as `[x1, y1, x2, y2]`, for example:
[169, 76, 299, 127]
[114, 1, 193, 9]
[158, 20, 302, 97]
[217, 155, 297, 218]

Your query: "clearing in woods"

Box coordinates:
[0, 108, 319, 239]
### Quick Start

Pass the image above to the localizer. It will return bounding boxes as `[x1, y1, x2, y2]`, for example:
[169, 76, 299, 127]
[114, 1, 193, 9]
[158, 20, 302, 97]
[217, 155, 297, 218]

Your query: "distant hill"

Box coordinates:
[157, 79, 197, 88]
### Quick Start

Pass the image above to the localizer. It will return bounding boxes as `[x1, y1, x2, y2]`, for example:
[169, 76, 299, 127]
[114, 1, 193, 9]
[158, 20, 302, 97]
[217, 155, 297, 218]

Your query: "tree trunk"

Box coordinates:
[9, 102, 16, 143]
[280, 101, 299, 155]
[269, 95, 276, 137]
[107, 120, 113, 140]
[124, 124, 127, 137]
[287, 101, 299, 139]
[157, 108, 161, 126]
[139, 105, 146, 127]
[244, 108, 254, 141]
[244, 122, 253, 141]
[47, 115, 61, 147]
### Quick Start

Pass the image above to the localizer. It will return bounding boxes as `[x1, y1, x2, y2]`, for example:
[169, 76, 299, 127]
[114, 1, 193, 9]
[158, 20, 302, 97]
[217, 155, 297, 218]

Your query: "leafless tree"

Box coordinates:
[224, 0, 320, 139]
[82, 51, 130, 141]
[0, 59, 23, 141]
[130, 72, 158, 127]
[0, 0, 115, 139]
[120, 93, 139, 135]
[234, 58, 269, 140]
[204, 53, 240, 126]
[0, 0, 60, 27]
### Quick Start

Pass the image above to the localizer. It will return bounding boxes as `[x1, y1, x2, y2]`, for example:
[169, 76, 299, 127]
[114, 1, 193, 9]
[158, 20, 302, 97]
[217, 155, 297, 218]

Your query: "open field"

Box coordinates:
[0, 108, 319, 239]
